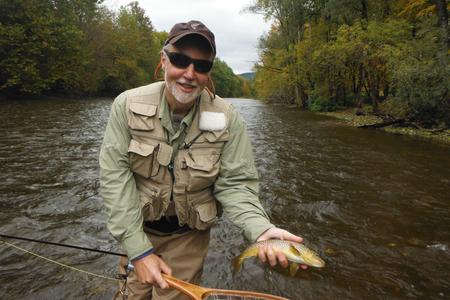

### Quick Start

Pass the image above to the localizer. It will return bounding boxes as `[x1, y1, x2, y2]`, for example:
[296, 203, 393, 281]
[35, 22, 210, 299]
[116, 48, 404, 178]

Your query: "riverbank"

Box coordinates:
[320, 109, 450, 144]
[0, 92, 115, 102]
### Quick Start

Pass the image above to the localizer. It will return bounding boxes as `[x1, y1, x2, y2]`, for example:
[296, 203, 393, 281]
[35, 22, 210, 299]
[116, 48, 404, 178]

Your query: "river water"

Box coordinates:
[0, 98, 449, 300]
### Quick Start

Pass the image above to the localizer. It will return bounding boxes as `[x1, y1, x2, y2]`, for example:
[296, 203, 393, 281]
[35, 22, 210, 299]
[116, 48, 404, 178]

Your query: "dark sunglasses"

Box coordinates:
[164, 49, 213, 73]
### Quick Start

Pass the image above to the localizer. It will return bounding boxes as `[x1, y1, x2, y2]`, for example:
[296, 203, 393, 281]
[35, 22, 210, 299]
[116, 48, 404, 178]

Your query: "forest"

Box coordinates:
[0, 0, 246, 98]
[1, 0, 448, 129]
[249, 0, 449, 128]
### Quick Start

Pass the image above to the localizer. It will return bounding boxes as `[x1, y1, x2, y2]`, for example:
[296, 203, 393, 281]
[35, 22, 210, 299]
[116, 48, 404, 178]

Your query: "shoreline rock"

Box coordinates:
[319, 109, 450, 144]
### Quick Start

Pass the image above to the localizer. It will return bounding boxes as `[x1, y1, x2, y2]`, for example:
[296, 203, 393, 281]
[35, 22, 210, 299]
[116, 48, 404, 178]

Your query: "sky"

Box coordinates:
[103, 0, 272, 74]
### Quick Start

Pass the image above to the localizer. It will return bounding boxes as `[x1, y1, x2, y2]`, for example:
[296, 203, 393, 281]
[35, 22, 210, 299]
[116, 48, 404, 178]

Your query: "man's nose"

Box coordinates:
[183, 63, 195, 79]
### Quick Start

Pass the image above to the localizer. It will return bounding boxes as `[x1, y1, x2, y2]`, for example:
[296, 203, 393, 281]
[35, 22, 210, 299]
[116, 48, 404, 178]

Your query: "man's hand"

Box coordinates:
[133, 254, 172, 288]
[256, 227, 308, 270]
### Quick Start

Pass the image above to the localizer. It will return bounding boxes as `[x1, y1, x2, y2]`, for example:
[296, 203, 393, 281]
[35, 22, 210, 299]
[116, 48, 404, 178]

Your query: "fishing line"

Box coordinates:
[0, 233, 126, 257]
[0, 238, 289, 299]
[0, 238, 120, 282]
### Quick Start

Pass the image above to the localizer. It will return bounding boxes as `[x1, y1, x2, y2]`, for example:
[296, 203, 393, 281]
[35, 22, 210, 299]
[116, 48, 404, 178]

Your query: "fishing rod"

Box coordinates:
[0, 233, 126, 257]
[1, 234, 291, 299]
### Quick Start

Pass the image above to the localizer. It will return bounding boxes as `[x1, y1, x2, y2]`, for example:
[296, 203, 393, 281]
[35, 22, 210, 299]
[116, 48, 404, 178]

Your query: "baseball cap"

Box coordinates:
[165, 20, 216, 55]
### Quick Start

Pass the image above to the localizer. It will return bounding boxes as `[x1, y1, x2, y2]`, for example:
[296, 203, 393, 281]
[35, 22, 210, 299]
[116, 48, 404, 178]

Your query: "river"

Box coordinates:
[0, 98, 449, 300]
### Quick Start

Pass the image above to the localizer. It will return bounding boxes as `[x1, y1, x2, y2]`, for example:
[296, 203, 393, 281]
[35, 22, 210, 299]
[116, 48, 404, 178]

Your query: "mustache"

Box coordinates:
[177, 79, 198, 88]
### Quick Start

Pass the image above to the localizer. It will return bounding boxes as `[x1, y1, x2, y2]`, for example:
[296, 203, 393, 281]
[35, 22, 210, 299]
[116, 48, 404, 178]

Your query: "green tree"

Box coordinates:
[101, 1, 156, 94]
[211, 58, 242, 98]
[0, 0, 86, 94]
[0, 0, 164, 96]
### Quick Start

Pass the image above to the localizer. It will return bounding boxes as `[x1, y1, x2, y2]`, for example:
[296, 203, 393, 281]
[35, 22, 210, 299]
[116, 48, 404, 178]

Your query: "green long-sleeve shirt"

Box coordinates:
[99, 85, 274, 259]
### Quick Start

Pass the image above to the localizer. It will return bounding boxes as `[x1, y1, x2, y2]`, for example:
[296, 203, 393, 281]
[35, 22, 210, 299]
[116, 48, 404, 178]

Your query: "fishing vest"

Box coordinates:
[125, 81, 231, 230]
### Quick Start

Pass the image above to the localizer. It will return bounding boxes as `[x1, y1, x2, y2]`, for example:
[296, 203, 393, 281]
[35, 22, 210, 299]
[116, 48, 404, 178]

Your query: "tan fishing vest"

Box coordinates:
[125, 81, 231, 230]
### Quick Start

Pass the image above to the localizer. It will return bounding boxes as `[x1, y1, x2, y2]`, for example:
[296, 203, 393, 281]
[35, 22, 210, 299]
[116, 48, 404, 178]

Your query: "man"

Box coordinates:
[100, 20, 304, 300]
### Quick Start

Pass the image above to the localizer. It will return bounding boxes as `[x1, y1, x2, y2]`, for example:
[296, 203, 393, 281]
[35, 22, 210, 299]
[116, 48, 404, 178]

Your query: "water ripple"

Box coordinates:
[0, 98, 449, 299]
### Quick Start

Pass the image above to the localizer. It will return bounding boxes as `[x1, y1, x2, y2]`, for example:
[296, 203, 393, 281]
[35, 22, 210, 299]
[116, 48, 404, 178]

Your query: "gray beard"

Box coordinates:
[165, 73, 202, 104]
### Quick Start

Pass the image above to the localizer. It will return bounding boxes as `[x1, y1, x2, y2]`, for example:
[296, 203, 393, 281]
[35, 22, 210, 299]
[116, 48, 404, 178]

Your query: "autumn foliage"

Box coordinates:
[249, 0, 449, 127]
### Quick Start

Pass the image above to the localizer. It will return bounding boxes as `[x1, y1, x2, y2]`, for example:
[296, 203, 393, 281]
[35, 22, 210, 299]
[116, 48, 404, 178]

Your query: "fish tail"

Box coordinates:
[232, 247, 259, 275]
[232, 255, 245, 275]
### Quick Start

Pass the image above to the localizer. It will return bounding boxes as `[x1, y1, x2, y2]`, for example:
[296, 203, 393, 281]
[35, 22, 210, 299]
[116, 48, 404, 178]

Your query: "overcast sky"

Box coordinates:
[103, 0, 271, 74]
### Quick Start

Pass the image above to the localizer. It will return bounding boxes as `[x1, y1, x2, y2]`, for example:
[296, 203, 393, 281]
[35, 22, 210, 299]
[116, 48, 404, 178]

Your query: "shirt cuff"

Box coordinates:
[131, 248, 155, 261]
[122, 230, 154, 260]
[244, 221, 275, 242]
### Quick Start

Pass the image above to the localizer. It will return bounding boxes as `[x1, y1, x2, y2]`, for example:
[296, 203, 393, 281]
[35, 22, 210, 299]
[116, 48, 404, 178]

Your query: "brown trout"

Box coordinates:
[233, 239, 325, 276]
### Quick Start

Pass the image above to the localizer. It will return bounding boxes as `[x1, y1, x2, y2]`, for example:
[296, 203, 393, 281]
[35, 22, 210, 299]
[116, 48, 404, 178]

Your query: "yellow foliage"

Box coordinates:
[398, 0, 436, 18]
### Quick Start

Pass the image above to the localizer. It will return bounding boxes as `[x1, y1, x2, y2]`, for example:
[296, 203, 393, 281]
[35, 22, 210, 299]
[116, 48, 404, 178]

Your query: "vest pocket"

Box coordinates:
[128, 139, 158, 178]
[128, 102, 157, 131]
[204, 129, 229, 143]
[139, 184, 162, 221]
[185, 154, 220, 191]
[187, 191, 218, 230]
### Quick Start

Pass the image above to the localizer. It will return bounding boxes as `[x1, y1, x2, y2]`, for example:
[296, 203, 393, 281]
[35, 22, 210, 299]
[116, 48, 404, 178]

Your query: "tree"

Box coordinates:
[0, 0, 85, 94]
[211, 58, 243, 98]
[433, 0, 448, 64]
[250, 0, 449, 127]
[0, 0, 165, 96]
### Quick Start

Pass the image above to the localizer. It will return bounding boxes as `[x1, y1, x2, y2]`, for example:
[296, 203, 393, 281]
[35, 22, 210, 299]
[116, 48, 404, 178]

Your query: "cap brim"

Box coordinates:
[167, 32, 216, 55]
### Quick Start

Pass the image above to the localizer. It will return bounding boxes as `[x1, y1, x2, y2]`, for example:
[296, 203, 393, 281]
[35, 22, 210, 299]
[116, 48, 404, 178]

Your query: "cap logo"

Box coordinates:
[190, 22, 200, 30]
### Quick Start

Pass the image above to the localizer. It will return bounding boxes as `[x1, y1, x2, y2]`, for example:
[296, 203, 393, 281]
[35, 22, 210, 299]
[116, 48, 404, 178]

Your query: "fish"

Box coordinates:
[232, 239, 325, 276]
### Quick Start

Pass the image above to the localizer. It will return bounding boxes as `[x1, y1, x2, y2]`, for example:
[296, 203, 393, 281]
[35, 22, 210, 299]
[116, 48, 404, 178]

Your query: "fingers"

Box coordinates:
[256, 227, 303, 244]
[159, 260, 172, 276]
[258, 246, 287, 268]
[276, 251, 289, 268]
[133, 254, 171, 289]
[280, 230, 303, 243]
[152, 257, 171, 289]
[149, 258, 171, 289]
[266, 246, 277, 267]
[258, 246, 266, 263]
[257, 245, 274, 265]
[152, 270, 169, 289]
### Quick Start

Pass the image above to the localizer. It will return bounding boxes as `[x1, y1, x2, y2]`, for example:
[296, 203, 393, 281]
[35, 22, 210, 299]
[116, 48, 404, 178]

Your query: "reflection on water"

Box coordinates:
[0, 98, 449, 299]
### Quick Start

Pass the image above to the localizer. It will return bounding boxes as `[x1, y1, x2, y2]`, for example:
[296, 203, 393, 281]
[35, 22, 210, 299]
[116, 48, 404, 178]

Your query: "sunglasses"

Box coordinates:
[164, 49, 213, 73]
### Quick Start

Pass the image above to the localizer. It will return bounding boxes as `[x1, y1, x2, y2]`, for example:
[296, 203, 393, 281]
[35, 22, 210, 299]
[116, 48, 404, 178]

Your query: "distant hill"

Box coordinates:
[238, 72, 255, 81]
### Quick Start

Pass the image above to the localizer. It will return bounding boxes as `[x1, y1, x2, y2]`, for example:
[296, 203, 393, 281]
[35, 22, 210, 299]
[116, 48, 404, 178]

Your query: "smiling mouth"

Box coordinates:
[177, 81, 197, 92]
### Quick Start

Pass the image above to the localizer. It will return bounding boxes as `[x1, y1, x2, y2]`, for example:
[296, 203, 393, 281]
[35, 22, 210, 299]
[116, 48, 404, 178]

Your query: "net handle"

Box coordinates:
[162, 274, 289, 300]
[163, 274, 206, 299]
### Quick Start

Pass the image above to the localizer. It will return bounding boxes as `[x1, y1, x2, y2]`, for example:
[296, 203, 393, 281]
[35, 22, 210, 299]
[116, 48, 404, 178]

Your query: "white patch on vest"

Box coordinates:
[199, 112, 226, 131]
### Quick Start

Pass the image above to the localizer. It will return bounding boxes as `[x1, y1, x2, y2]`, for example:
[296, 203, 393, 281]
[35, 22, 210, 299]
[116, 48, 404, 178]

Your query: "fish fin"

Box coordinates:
[289, 262, 299, 276]
[289, 244, 301, 256]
